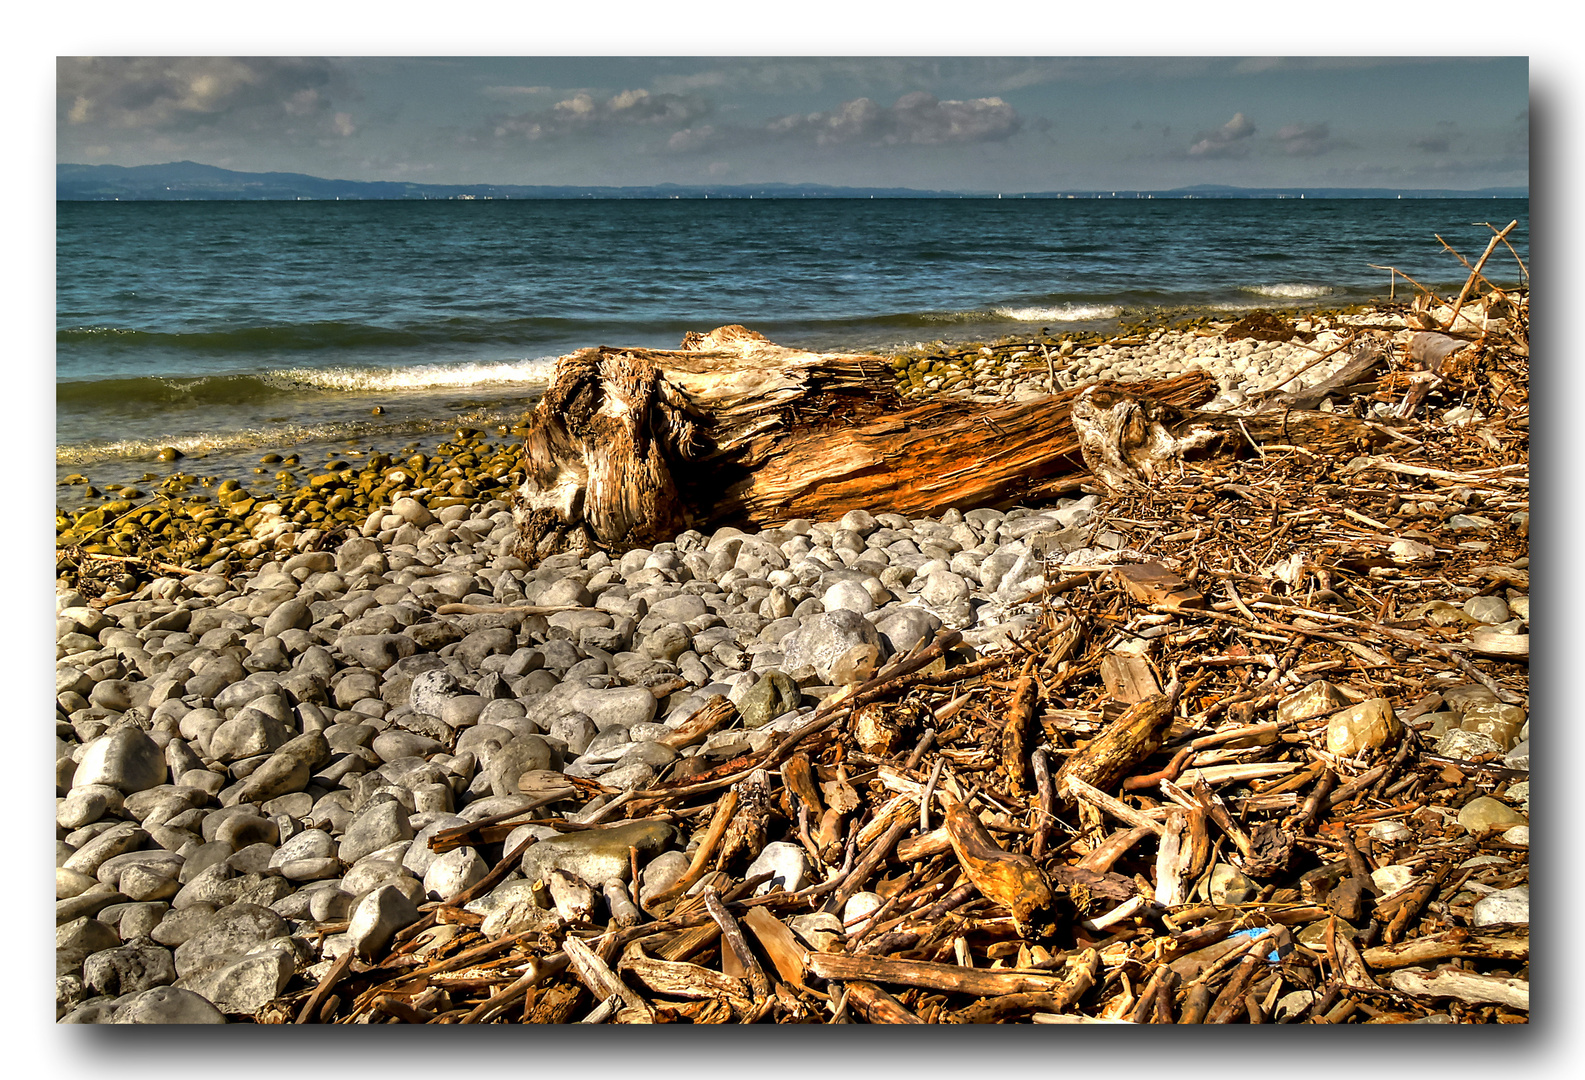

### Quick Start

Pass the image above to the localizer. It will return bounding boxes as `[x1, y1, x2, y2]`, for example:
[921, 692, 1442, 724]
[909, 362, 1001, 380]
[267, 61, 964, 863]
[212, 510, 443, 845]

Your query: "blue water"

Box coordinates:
[56, 197, 1528, 484]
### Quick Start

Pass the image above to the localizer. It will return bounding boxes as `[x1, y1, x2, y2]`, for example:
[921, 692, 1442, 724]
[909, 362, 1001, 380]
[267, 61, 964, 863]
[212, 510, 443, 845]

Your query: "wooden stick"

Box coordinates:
[808, 953, 1069, 997]
[1000, 656, 1038, 795]
[1031, 748, 1056, 859]
[1363, 930, 1528, 971]
[949, 949, 1101, 1023]
[940, 794, 1054, 935]
[842, 981, 925, 1024]
[1064, 775, 1165, 837]
[1384, 968, 1528, 1010]
[295, 948, 356, 1023]
[647, 786, 741, 908]
[703, 885, 772, 1002]
[824, 815, 911, 917]
[1446, 221, 1518, 331]
[563, 935, 653, 1023]
[458, 952, 570, 1024]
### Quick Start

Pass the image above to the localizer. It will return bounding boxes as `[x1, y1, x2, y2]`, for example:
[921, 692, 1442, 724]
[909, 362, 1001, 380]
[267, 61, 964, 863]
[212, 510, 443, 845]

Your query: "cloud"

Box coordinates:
[1187, 112, 1256, 157]
[765, 92, 1021, 147]
[481, 85, 554, 98]
[1275, 121, 1335, 157]
[492, 88, 712, 140]
[58, 57, 344, 131]
[667, 125, 719, 153]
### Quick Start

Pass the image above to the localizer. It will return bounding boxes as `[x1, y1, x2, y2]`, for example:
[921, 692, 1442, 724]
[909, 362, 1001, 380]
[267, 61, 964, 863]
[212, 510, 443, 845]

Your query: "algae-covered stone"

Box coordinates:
[738, 670, 800, 729]
[1206, 863, 1257, 906]
[1456, 795, 1525, 837]
[1326, 698, 1401, 757]
[520, 818, 678, 886]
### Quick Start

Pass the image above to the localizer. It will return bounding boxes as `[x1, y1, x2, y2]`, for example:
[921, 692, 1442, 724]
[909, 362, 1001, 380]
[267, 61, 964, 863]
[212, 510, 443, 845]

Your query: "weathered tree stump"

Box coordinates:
[510, 326, 1395, 560]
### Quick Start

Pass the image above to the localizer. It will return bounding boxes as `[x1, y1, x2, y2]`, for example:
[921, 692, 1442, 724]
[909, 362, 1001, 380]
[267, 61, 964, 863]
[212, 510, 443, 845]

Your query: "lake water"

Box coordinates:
[56, 196, 1528, 494]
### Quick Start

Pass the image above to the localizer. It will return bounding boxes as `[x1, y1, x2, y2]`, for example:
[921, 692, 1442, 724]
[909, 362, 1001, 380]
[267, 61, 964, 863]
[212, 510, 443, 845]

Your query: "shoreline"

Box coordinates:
[53, 296, 1414, 508]
[54, 289, 1529, 1023]
[55, 298, 1431, 565]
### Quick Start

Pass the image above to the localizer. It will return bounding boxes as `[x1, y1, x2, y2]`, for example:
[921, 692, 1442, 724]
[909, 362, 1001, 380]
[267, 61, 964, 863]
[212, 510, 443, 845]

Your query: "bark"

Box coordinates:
[511, 325, 1404, 558]
[511, 326, 1211, 559]
[940, 794, 1054, 935]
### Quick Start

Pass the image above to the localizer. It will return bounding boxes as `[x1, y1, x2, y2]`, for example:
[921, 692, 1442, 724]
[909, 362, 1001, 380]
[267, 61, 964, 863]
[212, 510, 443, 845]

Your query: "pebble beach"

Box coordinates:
[54, 303, 1530, 1023]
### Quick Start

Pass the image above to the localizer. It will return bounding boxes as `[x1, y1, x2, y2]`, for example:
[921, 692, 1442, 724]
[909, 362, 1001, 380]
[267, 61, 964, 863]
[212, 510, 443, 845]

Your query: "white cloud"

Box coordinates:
[766, 92, 1022, 146]
[1275, 121, 1334, 156]
[58, 57, 343, 131]
[493, 88, 712, 140]
[1188, 112, 1257, 157]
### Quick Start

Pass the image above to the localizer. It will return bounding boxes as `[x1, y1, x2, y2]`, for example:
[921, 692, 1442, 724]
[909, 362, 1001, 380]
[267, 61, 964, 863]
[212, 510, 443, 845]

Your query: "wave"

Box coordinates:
[270, 358, 559, 393]
[989, 303, 1123, 322]
[1238, 283, 1338, 299]
[56, 357, 559, 408]
[57, 317, 590, 352]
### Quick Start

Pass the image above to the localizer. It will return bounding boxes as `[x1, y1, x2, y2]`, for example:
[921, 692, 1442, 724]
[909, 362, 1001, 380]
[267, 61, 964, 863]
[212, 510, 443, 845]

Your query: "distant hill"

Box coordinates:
[56, 161, 1529, 201]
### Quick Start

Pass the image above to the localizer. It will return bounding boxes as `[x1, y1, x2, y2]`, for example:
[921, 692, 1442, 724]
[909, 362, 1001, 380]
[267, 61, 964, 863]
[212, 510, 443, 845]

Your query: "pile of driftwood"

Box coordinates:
[507, 223, 1527, 564]
[271, 237, 1528, 1024]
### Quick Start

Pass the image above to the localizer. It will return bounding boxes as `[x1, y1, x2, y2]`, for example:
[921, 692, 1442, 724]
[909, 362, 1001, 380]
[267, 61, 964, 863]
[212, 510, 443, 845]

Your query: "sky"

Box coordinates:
[55, 55, 1530, 192]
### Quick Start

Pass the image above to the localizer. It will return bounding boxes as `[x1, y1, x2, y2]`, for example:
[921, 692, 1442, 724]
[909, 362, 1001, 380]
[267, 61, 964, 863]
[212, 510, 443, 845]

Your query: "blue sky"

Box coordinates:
[56, 55, 1528, 192]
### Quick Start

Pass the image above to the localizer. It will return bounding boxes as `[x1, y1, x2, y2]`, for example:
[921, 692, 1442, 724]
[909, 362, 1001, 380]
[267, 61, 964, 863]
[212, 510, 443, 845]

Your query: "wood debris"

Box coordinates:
[267, 236, 1528, 1026]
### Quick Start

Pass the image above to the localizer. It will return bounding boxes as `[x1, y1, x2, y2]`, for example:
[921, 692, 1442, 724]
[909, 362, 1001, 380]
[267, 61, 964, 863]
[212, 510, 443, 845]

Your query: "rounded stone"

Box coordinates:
[341, 858, 415, 898]
[83, 939, 177, 998]
[207, 711, 292, 764]
[1471, 886, 1529, 926]
[58, 785, 120, 829]
[563, 686, 656, 730]
[1455, 795, 1525, 837]
[780, 609, 883, 684]
[110, 985, 227, 1024]
[261, 597, 314, 639]
[841, 891, 884, 926]
[1463, 595, 1511, 624]
[548, 713, 598, 756]
[73, 728, 168, 794]
[371, 730, 443, 762]
[423, 846, 487, 901]
[338, 800, 416, 865]
[744, 841, 810, 895]
[737, 670, 800, 729]
[403, 814, 469, 877]
[1371, 865, 1416, 895]
[183, 947, 296, 1014]
[349, 883, 422, 958]
[1207, 863, 1257, 906]
[1326, 698, 1402, 757]
[821, 579, 876, 615]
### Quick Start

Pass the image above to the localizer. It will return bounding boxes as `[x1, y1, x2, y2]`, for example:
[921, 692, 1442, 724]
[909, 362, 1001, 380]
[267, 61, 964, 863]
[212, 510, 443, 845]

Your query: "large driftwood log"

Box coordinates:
[511, 326, 1396, 559]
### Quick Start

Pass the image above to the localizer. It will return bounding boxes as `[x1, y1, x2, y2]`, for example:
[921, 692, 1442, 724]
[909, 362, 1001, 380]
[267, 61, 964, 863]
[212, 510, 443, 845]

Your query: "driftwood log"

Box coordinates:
[511, 326, 1397, 560]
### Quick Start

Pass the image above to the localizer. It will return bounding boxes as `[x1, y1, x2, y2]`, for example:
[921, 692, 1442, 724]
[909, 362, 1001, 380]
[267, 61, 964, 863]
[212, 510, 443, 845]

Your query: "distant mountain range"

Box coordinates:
[56, 162, 1529, 202]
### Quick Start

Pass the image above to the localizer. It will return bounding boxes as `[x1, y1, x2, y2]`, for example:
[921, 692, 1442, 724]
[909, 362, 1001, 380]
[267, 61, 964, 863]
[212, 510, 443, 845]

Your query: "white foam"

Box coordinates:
[990, 304, 1123, 322]
[1240, 283, 1335, 299]
[272, 356, 560, 392]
